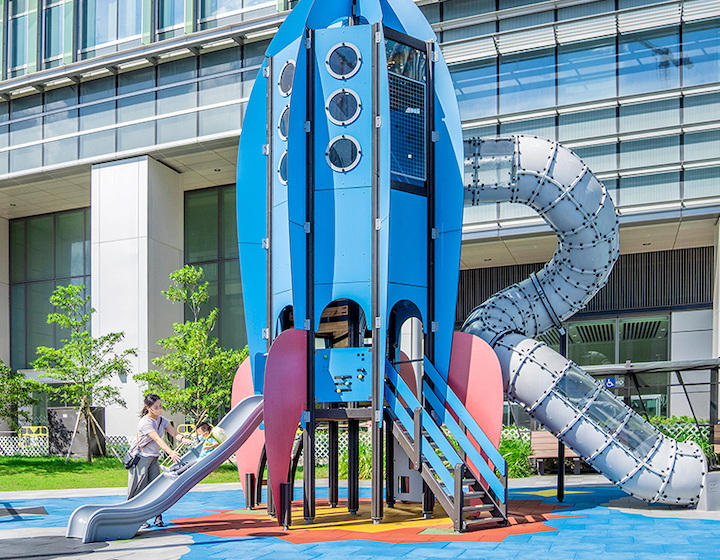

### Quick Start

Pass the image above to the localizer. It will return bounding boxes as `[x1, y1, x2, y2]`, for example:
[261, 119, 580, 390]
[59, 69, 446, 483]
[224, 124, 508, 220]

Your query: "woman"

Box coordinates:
[127, 393, 192, 528]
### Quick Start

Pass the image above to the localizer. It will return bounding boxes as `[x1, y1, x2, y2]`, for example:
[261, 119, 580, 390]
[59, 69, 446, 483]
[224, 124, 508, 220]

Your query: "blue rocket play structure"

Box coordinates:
[236, 0, 511, 529]
[64, 0, 709, 544]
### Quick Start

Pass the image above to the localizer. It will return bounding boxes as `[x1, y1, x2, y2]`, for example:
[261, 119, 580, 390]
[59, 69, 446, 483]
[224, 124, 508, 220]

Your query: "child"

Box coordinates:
[162, 422, 225, 479]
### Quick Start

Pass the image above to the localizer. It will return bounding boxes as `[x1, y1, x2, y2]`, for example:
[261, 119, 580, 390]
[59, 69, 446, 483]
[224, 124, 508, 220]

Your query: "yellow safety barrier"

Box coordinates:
[18, 426, 49, 456]
[19, 426, 49, 438]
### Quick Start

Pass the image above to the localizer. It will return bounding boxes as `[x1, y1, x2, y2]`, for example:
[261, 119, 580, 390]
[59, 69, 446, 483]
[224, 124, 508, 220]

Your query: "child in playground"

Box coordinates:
[162, 422, 227, 479]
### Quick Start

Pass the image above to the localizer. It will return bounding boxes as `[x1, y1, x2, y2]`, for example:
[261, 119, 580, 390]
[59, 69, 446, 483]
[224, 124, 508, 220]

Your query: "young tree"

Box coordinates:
[0, 360, 42, 432]
[32, 285, 136, 462]
[134, 265, 246, 426]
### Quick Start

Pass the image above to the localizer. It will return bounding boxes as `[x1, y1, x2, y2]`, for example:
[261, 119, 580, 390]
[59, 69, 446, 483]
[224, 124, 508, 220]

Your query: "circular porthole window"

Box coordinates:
[278, 106, 290, 141]
[278, 150, 288, 185]
[278, 60, 295, 97]
[326, 89, 361, 126]
[325, 135, 361, 172]
[326, 43, 361, 79]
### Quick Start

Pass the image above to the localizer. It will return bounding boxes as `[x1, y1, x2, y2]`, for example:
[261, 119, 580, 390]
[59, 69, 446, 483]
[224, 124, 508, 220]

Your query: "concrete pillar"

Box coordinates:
[91, 156, 183, 437]
[0, 216, 9, 367]
[670, 309, 713, 419]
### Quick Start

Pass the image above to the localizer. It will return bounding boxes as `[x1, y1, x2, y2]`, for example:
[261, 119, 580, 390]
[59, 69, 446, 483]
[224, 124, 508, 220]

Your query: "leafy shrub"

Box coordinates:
[499, 432, 533, 478]
[338, 434, 375, 479]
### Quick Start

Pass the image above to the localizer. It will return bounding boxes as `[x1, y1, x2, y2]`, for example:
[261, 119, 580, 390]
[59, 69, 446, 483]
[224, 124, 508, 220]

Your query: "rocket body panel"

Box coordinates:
[306, 0, 357, 29]
[313, 186, 373, 325]
[270, 38, 302, 327]
[380, 0, 435, 41]
[286, 34, 309, 329]
[237, 62, 270, 379]
[312, 26, 375, 327]
[387, 189, 427, 326]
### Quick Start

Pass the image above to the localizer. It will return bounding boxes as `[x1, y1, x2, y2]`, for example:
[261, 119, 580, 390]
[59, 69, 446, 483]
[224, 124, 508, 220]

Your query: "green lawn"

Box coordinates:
[0, 456, 246, 492]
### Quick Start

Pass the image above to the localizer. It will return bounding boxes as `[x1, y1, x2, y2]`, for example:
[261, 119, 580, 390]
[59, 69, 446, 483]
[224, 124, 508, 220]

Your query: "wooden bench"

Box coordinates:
[530, 430, 581, 475]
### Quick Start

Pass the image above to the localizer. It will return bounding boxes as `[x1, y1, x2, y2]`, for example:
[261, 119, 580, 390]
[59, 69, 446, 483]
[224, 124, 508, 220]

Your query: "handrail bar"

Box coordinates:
[423, 357, 506, 471]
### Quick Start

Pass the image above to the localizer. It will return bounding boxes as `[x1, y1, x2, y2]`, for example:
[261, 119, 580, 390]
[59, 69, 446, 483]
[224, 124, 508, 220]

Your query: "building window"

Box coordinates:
[451, 61, 497, 121]
[80, 0, 142, 59]
[43, 0, 68, 68]
[557, 38, 616, 105]
[538, 315, 670, 367]
[158, 0, 185, 40]
[538, 315, 671, 417]
[498, 48, 555, 114]
[184, 186, 246, 351]
[198, 0, 276, 31]
[9, 209, 91, 371]
[8, 0, 31, 77]
[618, 29, 682, 97]
[567, 319, 616, 366]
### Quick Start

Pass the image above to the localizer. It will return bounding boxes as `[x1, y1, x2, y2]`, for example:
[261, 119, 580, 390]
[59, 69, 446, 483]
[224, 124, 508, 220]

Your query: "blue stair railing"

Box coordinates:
[385, 358, 508, 531]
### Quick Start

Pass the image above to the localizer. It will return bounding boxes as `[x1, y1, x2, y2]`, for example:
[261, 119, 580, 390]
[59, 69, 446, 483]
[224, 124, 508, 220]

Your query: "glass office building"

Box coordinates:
[0, 0, 718, 434]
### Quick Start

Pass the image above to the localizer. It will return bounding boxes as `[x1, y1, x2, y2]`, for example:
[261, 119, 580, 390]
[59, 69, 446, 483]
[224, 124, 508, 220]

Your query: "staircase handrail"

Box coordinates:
[423, 357, 506, 474]
[421, 378, 506, 502]
[385, 361, 464, 488]
[384, 382, 456, 491]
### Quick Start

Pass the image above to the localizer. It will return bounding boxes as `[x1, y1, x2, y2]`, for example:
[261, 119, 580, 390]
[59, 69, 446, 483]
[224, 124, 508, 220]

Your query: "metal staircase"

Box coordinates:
[384, 359, 508, 532]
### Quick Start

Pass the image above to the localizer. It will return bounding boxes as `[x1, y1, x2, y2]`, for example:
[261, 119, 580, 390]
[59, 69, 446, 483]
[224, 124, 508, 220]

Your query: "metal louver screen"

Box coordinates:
[537, 329, 561, 347]
[621, 319, 663, 341]
[456, 247, 714, 324]
[574, 322, 614, 344]
[388, 72, 426, 183]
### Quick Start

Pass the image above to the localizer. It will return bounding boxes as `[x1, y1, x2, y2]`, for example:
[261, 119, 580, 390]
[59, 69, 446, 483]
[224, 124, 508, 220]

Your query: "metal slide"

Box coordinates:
[462, 135, 707, 505]
[66, 395, 263, 543]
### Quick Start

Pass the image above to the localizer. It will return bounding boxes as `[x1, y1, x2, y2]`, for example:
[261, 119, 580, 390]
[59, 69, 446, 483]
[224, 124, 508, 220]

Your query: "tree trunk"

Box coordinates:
[84, 408, 92, 463]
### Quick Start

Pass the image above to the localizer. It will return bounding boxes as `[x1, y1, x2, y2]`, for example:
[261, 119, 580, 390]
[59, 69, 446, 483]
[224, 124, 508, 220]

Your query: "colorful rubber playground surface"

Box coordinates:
[2, 474, 719, 559]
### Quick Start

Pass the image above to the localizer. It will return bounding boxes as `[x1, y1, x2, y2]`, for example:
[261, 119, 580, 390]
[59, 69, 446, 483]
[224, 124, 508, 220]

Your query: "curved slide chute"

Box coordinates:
[66, 394, 263, 543]
[462, 135, 706, 505]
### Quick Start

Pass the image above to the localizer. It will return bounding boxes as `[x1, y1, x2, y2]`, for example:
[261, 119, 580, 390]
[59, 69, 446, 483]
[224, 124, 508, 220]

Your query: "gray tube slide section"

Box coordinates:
[462, 136, 706, 505]
[67, 395, 263, 543]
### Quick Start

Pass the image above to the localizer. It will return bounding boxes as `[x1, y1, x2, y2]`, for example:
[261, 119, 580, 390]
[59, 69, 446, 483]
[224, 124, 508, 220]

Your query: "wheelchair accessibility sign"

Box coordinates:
[604, 377, 625, 389]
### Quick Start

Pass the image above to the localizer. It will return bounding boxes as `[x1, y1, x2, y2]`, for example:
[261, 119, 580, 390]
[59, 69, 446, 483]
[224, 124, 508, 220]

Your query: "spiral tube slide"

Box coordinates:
[462, 136, 706, 505]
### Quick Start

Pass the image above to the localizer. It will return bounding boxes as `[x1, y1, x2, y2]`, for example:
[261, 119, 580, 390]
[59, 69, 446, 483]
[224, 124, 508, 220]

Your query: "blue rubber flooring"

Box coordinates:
[1, 483, 718, 559]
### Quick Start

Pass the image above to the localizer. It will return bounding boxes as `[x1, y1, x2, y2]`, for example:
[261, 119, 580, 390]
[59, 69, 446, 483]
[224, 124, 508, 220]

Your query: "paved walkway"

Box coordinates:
[1, 475, 718, 559]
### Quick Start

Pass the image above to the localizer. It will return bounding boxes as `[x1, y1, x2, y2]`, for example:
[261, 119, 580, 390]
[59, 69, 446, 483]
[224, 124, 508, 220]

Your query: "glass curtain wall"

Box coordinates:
[535, 315, 671, 366]
[451, 15, 720, 218]
[1, 0, 288, 77]
[9, 208, 91, 371]
[184, 185, 246, 351]
[0, 43, 265, 176]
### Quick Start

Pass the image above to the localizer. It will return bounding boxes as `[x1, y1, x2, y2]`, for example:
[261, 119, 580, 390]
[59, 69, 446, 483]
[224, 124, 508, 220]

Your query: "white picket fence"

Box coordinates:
[0, 434, 132, 458]
[0, 435, 49, 457]
[0, 423, 711, 458]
